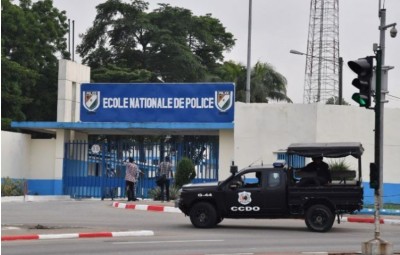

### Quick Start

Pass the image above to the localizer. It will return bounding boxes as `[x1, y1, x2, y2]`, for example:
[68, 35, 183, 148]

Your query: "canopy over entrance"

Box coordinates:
[11, 121, 233, 136]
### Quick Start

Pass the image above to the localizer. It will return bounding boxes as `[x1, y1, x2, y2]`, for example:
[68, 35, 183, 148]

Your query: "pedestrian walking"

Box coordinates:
[125, 157, 139, 201]
[102, 164, 116, 200]
[134, 167, 144, 199]
[157, 156, 173, 202]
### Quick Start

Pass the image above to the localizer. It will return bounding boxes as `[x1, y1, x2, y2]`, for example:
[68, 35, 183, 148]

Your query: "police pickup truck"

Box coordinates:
[176, 142, 364, 232]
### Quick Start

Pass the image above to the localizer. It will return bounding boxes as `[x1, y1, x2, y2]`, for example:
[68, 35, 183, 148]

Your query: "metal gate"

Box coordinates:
[63, 139, 219, 199]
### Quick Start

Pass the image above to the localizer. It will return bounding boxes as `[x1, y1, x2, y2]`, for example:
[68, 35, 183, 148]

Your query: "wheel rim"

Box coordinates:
[311, 209, 328, 228]
[196, 208, 209, 223]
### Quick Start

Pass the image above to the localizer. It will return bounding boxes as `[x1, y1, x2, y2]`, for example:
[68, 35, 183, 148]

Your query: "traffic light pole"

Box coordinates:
[362, 7, 394, 255]
[373, 48, 382, 239]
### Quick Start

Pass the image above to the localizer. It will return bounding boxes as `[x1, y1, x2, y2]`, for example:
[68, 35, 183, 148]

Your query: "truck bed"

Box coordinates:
[288, 184, 363, 214]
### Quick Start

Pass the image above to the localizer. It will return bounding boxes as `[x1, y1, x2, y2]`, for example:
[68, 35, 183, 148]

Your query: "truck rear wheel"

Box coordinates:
[305, 204, 335, 232]
[189, 202, 217, 228]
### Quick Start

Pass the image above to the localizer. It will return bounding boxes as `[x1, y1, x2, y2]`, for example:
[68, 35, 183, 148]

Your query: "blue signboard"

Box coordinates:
[80, 83, 234, 123]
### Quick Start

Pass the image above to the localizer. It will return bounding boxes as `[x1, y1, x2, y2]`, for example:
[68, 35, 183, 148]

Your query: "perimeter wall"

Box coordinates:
[2, 103, 400, 203]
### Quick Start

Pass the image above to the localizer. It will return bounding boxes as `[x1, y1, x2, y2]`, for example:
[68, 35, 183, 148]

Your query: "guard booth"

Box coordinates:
[63, 139, 219, 199]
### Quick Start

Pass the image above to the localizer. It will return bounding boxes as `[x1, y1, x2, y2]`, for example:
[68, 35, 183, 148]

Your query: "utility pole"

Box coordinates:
[362, 4, 397, 255]
[245, 0, 252, 103]
[338, 57, 343, 105]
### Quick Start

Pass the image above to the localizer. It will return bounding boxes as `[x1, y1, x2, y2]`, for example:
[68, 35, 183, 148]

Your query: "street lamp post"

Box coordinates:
[290, 49, 343, 105]
[245, 0, 253, 103]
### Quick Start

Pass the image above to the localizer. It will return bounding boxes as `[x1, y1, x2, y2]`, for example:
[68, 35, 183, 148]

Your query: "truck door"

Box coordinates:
[223, 170, 265, 217]
[223, 170, 286, 217]
[264, 171, 287, 214]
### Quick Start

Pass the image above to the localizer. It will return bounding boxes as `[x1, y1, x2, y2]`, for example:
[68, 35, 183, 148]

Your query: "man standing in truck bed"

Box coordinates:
[297, 156, 331, 186]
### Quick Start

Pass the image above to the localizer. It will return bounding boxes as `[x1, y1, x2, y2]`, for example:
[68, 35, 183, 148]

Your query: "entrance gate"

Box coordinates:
[63, 139, 219, 199]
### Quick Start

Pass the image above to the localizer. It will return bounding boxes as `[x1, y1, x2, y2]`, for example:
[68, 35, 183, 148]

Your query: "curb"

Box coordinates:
[112, 202, 181, 213]
[1, 230, 154, 242]
[341, 216, 400, 225]
[1, 195, 72, 203]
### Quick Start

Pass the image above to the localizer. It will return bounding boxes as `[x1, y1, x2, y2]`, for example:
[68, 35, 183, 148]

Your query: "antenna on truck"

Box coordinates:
[248, 158, 262, 167]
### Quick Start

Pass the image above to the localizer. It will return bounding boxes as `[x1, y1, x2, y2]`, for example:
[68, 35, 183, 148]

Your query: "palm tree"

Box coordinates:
[215, 61, 292, 103]
[251, 62, 292, 103]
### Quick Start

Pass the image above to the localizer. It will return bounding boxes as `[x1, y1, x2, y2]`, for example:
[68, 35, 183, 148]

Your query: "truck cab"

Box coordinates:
[221, 166, 288, 217]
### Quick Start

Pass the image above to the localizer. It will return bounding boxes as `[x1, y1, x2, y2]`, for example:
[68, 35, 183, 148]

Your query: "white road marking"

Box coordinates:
[113, 239, 224, 245]
[205, 253, 254, 255]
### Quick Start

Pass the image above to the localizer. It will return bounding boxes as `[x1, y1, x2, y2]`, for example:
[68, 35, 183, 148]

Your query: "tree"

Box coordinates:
[1, 0, 69, 130]
[326, 97, 350, 105]
[214, 61, 291, 103]
[251, 62, 292, 103]
[175, 157, 196, 188]
[91, 64, 152, 82]
[77, 0, 235, 83]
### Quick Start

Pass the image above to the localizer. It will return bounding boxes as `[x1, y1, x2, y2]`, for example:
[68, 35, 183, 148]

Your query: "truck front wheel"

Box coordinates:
[305, 204, 335, 232]
[189, 202, 217, 228]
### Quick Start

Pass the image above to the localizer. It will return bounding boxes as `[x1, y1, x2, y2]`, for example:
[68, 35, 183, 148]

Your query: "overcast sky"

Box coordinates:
[53, 0, 400, 108]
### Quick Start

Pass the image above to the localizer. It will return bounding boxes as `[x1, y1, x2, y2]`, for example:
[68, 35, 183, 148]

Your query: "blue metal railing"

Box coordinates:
[63, 140, 219, 199]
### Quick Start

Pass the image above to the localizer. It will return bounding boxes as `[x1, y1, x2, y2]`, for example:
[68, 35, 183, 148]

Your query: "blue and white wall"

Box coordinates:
[2, 104, 400, 203]
[1, 131, 58, 194]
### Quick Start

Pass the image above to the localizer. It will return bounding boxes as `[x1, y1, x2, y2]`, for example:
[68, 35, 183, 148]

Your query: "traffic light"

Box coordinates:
[369, 163, 379, 190]
[348, 56, 374, 108]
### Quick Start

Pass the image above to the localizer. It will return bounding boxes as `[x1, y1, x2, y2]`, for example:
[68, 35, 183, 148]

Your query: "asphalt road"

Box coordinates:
[2, 199, 399, 255]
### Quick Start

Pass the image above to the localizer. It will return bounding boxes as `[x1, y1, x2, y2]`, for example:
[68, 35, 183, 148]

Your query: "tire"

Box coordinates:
[305, 204, 335, 232]
[189, 202, 217, 228]
[216, 217, 224, 225]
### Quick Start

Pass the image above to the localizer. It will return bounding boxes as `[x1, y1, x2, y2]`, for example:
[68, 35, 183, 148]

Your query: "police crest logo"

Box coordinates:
[83, 91, 100, 112]
[237, 191, 252, 205]
[215, 91, 233, 112]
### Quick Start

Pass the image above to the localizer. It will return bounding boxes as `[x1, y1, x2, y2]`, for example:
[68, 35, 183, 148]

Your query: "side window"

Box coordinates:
[241, 171, 262, 188]
[267, 172, 281, 188]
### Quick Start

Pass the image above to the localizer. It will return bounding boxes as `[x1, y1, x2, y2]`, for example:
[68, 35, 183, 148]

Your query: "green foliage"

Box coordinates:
[326, 97, 350, 105]
[1, 0, 69, 129]
[175, 157, 196, 188]
[328, 159, 351, 171]
[77, 0, 234, 83]
[91, 65, 152, 83]
[214, 61, 291, 103]
[148, 185, 180, 200]
[1, 177, 25, 196]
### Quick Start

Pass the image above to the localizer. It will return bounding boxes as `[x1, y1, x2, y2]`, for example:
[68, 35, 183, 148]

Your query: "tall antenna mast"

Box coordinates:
[303, 0, 340, 103]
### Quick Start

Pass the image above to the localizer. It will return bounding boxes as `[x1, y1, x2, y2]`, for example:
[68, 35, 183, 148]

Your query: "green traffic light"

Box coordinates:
[352, 93, 368, 107]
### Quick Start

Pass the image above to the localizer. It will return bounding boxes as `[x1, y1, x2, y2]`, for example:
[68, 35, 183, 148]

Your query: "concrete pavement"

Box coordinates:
[2, 196, 400, 242]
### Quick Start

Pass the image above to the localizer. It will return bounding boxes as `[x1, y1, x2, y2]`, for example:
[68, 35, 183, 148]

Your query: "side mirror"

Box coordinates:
[230, 165, 238, 175]
[229, 181, 241, 189]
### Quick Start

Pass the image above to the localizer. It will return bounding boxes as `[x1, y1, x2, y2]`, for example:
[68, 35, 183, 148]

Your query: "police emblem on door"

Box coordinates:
[238, 191, 252, 205]
[83, 91, 100, 112]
